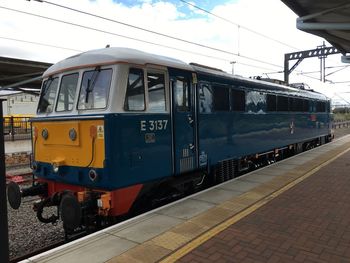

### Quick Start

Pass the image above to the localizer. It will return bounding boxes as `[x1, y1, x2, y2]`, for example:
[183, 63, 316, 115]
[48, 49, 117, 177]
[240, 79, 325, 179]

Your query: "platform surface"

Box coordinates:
[22, 135, 350, 263]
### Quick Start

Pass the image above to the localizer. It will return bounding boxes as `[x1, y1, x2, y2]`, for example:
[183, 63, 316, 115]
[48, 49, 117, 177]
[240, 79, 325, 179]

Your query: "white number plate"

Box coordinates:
[140, 120, 168, 131]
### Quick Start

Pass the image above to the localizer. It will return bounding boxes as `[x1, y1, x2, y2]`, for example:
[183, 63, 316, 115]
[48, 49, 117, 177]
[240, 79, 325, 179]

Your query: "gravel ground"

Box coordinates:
[6, 127, 350, 260]
[8, 188, 65, 260]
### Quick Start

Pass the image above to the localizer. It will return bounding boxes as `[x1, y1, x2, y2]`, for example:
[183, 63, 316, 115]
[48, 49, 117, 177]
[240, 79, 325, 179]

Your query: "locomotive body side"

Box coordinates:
[7, 47, 333, 233]
[195, 71, 332, 175]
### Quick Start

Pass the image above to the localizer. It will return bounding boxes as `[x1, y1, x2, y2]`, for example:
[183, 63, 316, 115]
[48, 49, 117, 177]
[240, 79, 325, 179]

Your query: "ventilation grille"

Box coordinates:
[216, 159, 237, 182]
[180, 156, 194, 172]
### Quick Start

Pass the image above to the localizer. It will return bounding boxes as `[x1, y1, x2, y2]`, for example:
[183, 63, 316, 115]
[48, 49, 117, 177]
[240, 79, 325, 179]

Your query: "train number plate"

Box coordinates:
[140, 120, 168, 131]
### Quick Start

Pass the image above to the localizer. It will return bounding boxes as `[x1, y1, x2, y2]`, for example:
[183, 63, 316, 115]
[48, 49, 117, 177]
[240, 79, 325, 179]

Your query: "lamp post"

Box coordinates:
[230, 61, 236, 75]
[0, 98, 9, 263]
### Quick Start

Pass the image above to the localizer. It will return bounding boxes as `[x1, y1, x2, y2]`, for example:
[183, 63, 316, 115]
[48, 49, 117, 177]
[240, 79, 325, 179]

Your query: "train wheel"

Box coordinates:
[60, 193, 82, 231]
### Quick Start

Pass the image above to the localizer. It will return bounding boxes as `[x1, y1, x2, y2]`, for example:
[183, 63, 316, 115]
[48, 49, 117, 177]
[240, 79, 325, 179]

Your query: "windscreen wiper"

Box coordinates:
[85, 66, 101, 103]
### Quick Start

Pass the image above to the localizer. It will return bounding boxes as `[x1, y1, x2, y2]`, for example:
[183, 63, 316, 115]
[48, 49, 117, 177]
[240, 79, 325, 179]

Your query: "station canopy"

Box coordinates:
[282, 0, 350, 56]
[0, 56, 52, 94]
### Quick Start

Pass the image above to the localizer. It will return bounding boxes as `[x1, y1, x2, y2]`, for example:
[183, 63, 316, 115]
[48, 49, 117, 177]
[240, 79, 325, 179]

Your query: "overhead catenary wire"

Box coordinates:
[0, 5, 282, 71]
[325, 65, 350, 77]
[0, 34, 277, 73]
[20, 1, 283, 69]
[26, 1, 246, 57]
[0, 36, 82, 53]
[180, 0, 348, 67]
[179, 0, 300, 51]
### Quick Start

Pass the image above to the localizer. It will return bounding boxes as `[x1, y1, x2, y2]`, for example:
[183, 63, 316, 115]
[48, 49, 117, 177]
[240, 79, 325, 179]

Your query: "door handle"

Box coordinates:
[189, 143, 195, 150]
[187, 115, 194, 125]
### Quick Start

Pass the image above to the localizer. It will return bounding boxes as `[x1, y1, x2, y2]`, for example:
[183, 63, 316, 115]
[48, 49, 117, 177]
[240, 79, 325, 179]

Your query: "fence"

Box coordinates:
[3, 116, 32, 141]
[332, 120, 350, 129]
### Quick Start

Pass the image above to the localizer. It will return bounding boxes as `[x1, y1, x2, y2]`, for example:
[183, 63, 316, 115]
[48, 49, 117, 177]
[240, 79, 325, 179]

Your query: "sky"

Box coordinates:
[0, 0, 349, 106]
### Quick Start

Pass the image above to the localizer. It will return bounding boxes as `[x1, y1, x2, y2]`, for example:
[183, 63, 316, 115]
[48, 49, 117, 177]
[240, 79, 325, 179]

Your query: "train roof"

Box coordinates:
[191, 64, 329, 101]
[44, 47, 192, 76]
[45, 47, 329, 101]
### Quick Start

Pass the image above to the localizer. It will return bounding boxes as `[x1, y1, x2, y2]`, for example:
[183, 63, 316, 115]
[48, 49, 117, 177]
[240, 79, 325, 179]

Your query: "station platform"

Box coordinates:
[22, 135, 350, 263]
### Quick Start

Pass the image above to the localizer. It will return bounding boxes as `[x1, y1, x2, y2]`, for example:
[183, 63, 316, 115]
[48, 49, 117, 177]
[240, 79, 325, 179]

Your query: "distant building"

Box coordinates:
[0, 91, 38, 116]
[0, 56, 51, 116]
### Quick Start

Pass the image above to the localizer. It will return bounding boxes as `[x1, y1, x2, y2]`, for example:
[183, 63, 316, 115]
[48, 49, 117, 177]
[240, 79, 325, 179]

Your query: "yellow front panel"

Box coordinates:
[33, 119, 105, 168]
[42, 122, 80, 146]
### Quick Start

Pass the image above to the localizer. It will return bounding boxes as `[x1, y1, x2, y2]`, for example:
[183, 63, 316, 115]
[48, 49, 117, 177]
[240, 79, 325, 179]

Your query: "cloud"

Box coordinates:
[0, 0, 349, 103]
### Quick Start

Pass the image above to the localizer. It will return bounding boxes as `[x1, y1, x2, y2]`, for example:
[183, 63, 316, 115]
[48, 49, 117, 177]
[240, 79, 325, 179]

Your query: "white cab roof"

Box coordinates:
[44, 47, 192, 76]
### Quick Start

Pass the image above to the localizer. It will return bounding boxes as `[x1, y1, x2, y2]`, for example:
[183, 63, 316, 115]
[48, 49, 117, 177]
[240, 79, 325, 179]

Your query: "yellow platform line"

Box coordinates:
[161, 146, 350, 263]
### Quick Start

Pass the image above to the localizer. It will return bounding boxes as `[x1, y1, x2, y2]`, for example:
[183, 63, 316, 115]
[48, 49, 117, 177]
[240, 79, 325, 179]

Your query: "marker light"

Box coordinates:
[69, 128, 77, 141]
[88, 169, 98, 181]
[52, 163, 59, 173]
[42, 128, 49, 140]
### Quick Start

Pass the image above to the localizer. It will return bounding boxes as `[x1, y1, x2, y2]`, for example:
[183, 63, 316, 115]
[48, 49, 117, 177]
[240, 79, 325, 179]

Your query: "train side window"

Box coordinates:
[266, 94, 276, 112]
[316, 101, 326, 112]
[78, 68, 112, 110]
[292, 98, 303, 112]
[231, 89, 245, 111]
[309, 100, 316, 112]
[212, 85, 230, 111]
[147, 72, 166, 113]
[246, 91, 266, 113]
[289, 97, 294, 111]
[277, 96, 288, 111]
[175, 77, 190, 112]
[315, 101, 320, 112]
[303, 99, 310, 112]
[124, 68, 145, 111]
[56, 73, 78, 112]
[199, 83, 213, 113]
[37, 77, 59, 114]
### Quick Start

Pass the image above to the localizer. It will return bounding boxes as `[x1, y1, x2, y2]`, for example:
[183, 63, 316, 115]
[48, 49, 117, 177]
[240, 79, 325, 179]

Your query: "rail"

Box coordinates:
[3, 116, 32, 141]
[6, 172, 33, 185]
[10, 241, 66, 263]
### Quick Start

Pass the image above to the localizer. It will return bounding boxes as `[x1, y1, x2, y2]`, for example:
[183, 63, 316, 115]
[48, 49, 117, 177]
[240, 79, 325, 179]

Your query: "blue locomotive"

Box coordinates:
[7, 47, 332, 232]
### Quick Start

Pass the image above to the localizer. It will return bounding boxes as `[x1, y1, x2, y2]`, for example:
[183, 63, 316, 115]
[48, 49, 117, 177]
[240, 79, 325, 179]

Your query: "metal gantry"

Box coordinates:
[284, 43, 341, 84]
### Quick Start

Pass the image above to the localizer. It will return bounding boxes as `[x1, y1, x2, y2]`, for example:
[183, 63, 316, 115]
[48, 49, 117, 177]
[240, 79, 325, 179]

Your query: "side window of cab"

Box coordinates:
[124, 68, 145, 111]
[37, 77, 59, 114]
[147, 71, 166, 113]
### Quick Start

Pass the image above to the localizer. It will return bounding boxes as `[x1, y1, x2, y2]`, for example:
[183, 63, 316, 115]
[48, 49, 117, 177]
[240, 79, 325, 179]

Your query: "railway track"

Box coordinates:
[6, 173, 33, 185]
[8, 129, 350, 262]
[6, 163, 33, 185]
[10, 241, 65, 263]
